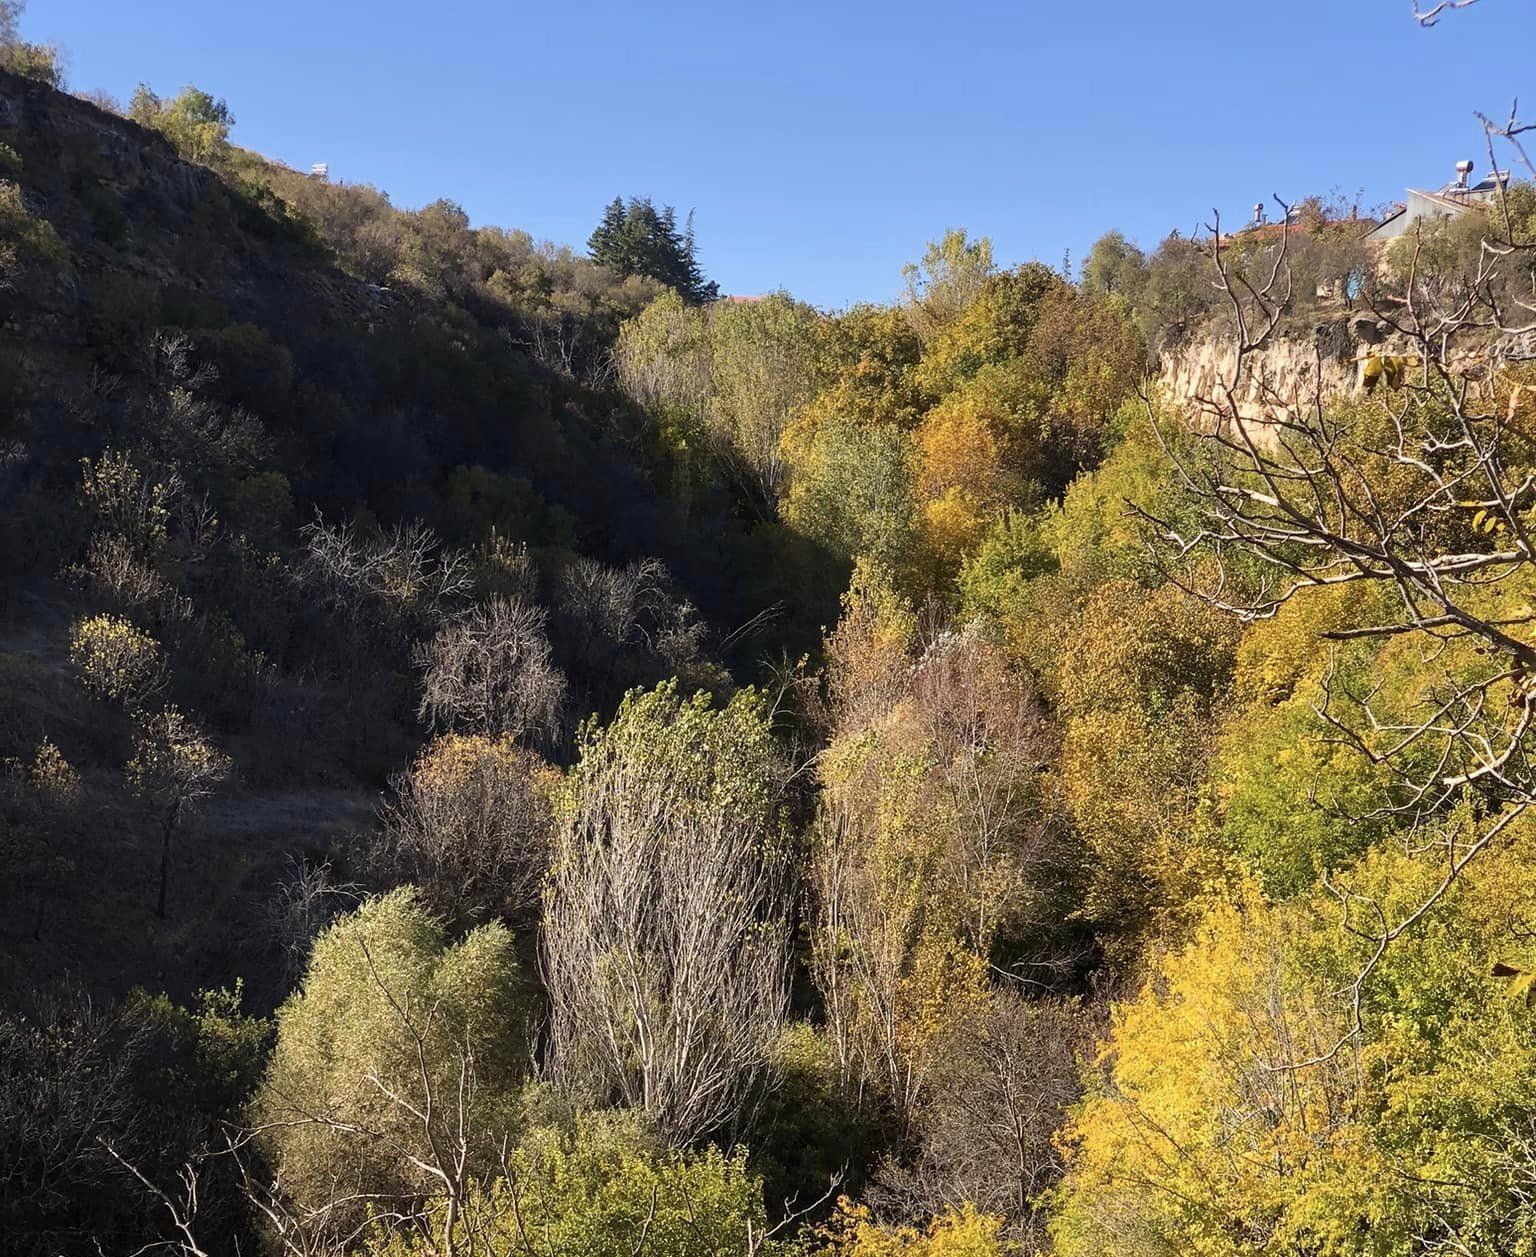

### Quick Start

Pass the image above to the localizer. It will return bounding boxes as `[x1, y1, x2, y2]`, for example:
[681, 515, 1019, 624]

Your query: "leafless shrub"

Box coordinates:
[414, 598, 566, 746]
[472, 528, 539, 601]
[511, 311, 617, 388]
[555, 556, 717, 700]
[77, 530, 168, 610]
[0, 990, 150, 1256]
[144, 330, 219, 394]
[300, 516, 471, 652]
[869, 993, 1087, 1247]
[261, 857, 362, 985]
[558, 556, 672, 647]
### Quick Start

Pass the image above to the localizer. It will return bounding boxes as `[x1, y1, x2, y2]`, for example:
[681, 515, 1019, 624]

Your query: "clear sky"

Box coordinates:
[31, 0, 1536, 309]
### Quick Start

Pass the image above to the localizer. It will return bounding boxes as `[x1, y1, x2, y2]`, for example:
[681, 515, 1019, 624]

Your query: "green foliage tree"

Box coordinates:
[782, 419, 918, 575]
[902, 228, 996, 342]
[252, 888, 529, 1249]
[588, 195, 718, 302]
[617, 289, 824, 513]
[128, 84, 235, 165]
[0, 2, 63, 87]
[1079, 230, 1147, 300]
[365, 1112, 788, 1257]
[706, 291, 825, 510]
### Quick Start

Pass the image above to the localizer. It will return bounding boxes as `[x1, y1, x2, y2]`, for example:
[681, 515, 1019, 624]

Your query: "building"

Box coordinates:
[1363, 160, 1510, 243]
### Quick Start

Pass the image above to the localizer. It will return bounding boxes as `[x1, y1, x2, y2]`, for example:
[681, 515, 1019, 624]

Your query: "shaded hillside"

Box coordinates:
[0, 68, 833, 640]
[0, 67, 837, 1011]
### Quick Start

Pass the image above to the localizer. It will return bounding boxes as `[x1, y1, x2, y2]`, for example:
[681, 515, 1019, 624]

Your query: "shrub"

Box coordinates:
[376, 732, 555, 926]
[253, 889, 530, 1247]
[68, 613, 163, 707]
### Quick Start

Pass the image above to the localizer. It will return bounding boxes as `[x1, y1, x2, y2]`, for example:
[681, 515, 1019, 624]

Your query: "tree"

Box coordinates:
[815, 1198, 1017, 1256]
[615, 289, 713, 440]
[812, 579, 1062, 1131]
[127, 84, 236, 166]
[1132, 122, 1536, 1023]
[2, 738, 82, 942]
[911, 368, 1031, 584]
[588, 196, 718, 303]
[1079, 231, 1147, 300]
[553, 556, 720, 709]
[125, 705, 231, 920]
[0, 2, 63, 87]
[375, 733, 555, 927]
[68, 613, 164, 709]
[300, 516, 471, 665]
[706, 292, 826, 512]
[413, 597, 566, 748]
[782, 418, 919, 576]
[364, 1114, 793, 1257]
[542, 681, 795, 1144]
[902, 230, 996, 343]
[869, 993, 1084, 1248]
[0, 994, 147, 1257]
[617, 290, 826, 514]
[1051, 826, 1536, 1257]
[251, 889, 528, 1252]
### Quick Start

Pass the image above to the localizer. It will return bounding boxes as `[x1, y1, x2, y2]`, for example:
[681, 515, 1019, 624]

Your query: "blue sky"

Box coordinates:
[33, 0, 1535, 309]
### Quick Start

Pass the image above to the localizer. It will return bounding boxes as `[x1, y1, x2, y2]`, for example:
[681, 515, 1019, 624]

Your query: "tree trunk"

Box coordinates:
[155, 807, 178, 919]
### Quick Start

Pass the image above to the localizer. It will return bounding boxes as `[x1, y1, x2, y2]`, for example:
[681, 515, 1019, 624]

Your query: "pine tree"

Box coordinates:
[587, 195, 717, 303]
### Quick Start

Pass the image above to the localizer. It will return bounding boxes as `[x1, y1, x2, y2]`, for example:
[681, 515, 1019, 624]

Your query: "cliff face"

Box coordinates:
[1156, 315, 1536, 419]
[1156, 329, 1359, 419]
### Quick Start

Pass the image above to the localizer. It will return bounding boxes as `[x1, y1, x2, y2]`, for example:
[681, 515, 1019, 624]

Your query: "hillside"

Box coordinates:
[0, 64, 838, 1010]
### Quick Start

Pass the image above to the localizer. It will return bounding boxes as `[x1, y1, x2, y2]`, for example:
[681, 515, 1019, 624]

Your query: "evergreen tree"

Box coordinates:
[587, 195, 718, 303]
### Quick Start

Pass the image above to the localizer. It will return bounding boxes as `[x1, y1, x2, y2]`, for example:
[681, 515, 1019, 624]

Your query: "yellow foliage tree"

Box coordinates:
[815, 1198, 1017, 1256]
[1053, 823, 1536, 1257]
[813, 565, 1057, 1126]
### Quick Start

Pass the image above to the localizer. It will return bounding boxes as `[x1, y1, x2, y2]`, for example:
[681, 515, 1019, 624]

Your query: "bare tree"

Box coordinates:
[541, 686, 795, 1145]
[413, 598, 566, 747]
[125, 705, 231, 919]
[868, 993, 1087, 1248]
[1412, 0, 1479, 26]
[261, 857, 362, 986]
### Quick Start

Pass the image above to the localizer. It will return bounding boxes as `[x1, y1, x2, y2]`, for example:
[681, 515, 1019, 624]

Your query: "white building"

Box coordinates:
[1363, 160, 1510, 243]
